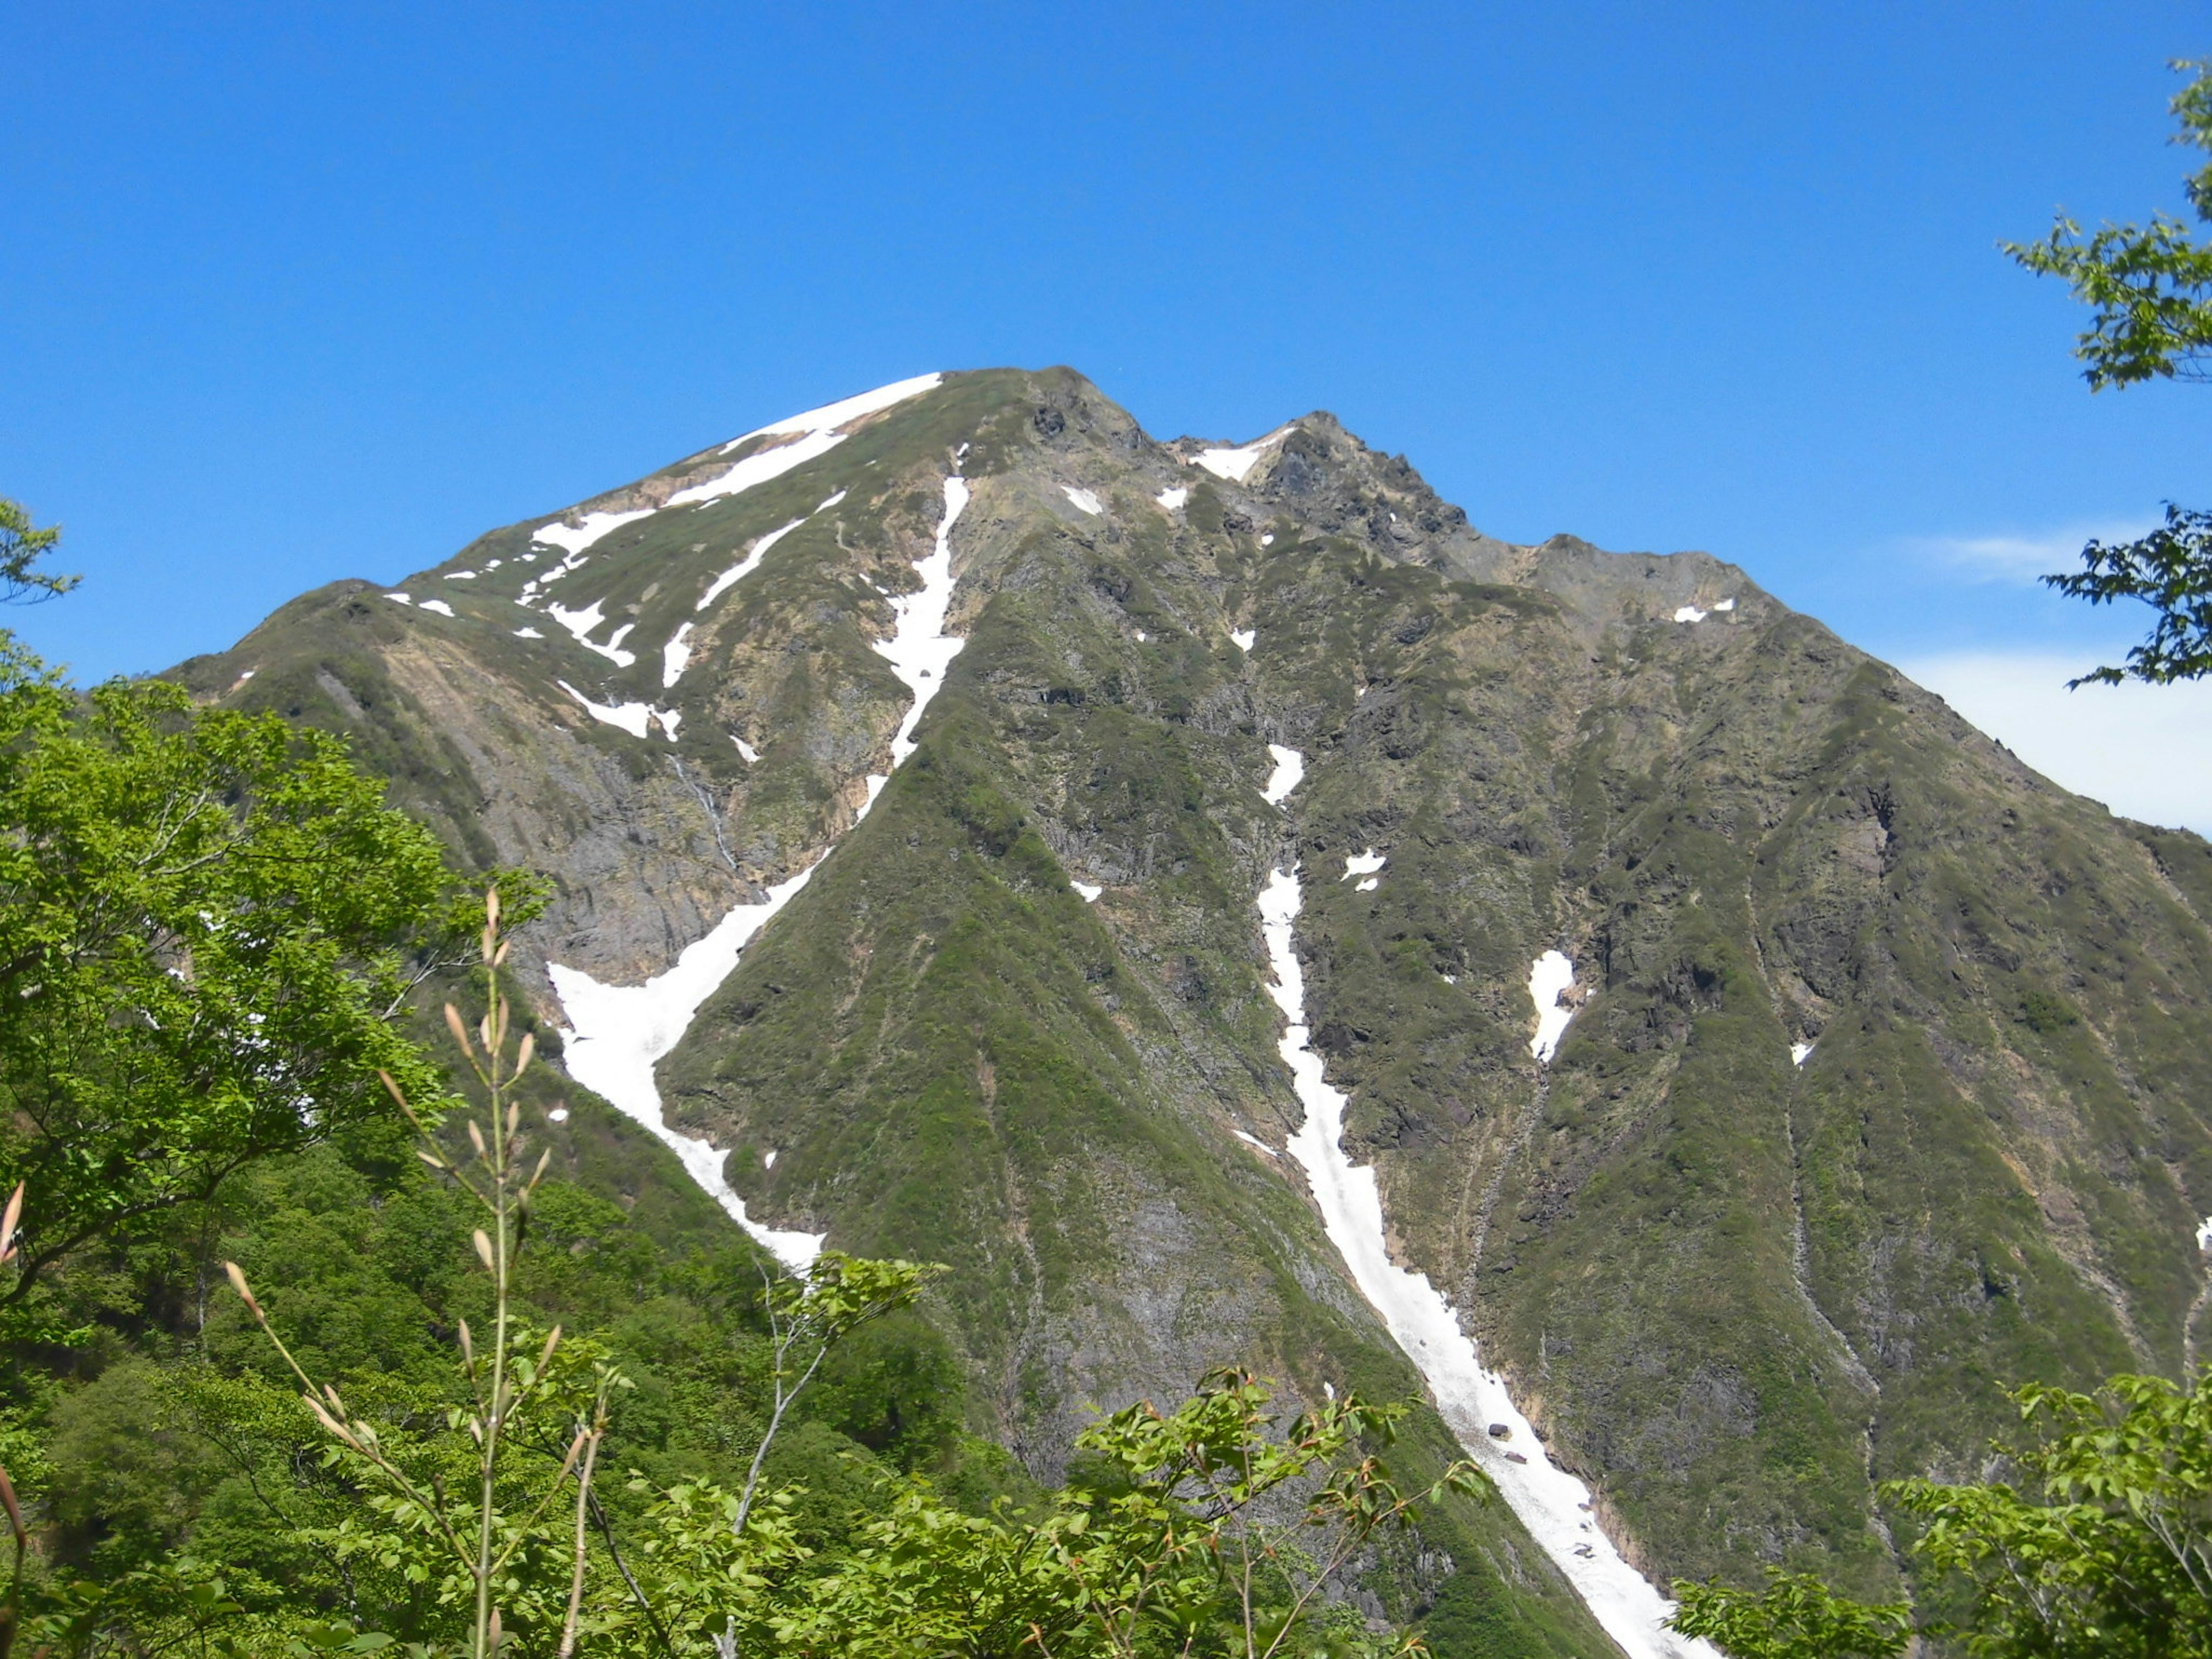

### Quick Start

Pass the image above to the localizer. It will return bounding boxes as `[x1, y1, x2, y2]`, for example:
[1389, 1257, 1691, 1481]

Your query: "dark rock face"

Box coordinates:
[173, 365, 2212, 1628]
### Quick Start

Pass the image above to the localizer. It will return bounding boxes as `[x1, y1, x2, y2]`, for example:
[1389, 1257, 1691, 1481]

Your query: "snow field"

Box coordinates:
[533, 508, 656, 558]
[1249, 784, 1709, 1658]
[1192, 426, 1293, 483]
[548, 468, 974, 1272]
[1528, 950, 1578, 1063]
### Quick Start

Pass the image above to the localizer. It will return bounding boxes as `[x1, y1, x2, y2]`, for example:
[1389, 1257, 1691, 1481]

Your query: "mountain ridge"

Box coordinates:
[170, 365, 2212, 1657]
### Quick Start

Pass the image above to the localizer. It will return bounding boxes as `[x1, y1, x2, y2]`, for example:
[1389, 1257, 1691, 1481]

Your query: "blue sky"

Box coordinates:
[6, 3, 2212, 820]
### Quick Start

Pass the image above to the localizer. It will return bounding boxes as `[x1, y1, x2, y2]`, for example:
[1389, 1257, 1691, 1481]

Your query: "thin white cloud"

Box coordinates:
[1901, 650, 2212, 835]
[1906, 520, 2155, 582]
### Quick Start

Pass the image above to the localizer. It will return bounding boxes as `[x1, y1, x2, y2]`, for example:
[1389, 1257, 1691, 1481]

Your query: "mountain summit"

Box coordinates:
[176, 367, 2212, 1657]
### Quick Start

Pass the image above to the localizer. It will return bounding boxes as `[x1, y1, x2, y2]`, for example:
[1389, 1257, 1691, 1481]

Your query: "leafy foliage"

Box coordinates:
[2006, 60, 2212, 390]
[0, 666, 528, 1316]
[2042, 504, 2212, 685]
[1667, 1570, 1909, 1659]
[1891, 1372, 2212, 1658]
[0, 500, 76, 606]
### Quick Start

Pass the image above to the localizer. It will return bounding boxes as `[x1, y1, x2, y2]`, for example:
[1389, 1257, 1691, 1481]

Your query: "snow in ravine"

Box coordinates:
[548, 466, 972, 1273]
[533, 508, 655, 558]
[1262, 744, 1304, 806]
[1192, 426, 1291, 483]
[698, 517, 805, 612]
[733, 736, 761, 764]
[670, 373, 943, 509]
[555, 680, 678, 743]
[1528, 950, 1579, 1064]
[546, 597, 639, 668]
[1234, 1130, 1278, 1157]
[1251, 782, 1711, 1659]
[662, 623, 695, 689]
[1791, 1041, 1815, 1067]
[1062, 485, 1104, 516]
[1230, 628, 1256, 652]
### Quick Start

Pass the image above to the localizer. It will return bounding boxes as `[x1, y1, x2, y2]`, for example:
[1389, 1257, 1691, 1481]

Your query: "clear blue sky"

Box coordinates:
[6, 3, 2212, 817]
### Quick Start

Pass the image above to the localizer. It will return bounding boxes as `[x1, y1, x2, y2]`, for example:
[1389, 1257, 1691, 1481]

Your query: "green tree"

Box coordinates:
[0, 656, 520, 1315]
[2008, 59, 2212, 685]
[1668, 1570, 1910, 1659]
[0, 500, 76, 606]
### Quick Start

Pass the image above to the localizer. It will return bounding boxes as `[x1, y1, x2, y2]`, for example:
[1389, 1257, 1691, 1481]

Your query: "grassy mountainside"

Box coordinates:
[171, 365, 2212, 1631]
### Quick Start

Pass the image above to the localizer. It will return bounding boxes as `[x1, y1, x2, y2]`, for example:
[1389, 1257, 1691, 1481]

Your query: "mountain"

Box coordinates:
[172, 366, 2212, 1657]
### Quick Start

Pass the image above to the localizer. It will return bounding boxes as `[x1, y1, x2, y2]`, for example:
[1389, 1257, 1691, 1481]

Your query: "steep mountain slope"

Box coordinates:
[173, 366, 2212, 1650]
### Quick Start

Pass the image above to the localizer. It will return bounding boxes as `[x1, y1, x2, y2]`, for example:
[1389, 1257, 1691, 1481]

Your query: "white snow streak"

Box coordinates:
[549, 862, 832, 1274]
[384, 593, 411, 605]
[2199, 1216, 2212, 1252]
[1262, 744, 1305, 806]
[672, 373, 942, 508]
[865, 476, 970, 793]
[662, 623, 696, 689]
[1234, 1130, 1278, 1157]
[514, 627, 544, 639]
[1529, 951, 1578, 1064]
[1230, 629, 1257, 653]
[548, 468, 972, 1272]
[1257, 859, 1708, 1659]
[534, 509, 654, 557]
[1156, 486, 1189, 511]
[698, 518, 804, 612]
[733, 736, 761, 764]
[546, 598, 639, 668]
[1062, 485, 1104, 516]
[1071, 880, 1103, 903]
[555, 680, 680, 743]
[449, 570, 479, 579]
[718, 373, 943, 453]
[418, 600, 456, 618]
[1791, 1041, 1815, 1067]
[1192, 426, 1291, 483]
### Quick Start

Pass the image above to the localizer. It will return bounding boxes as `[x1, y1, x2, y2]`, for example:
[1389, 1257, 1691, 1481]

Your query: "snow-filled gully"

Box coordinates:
[1258, 751, 1711, 1659]
[545, 471, 972, 1277]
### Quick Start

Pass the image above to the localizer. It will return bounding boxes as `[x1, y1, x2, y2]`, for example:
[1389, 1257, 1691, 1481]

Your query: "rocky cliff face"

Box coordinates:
[173, 366, 2212, 1653]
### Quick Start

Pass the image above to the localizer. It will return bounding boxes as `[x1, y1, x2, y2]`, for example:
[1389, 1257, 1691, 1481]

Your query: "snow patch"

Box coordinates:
[1230, 629, 1256, 652]
[1791, 1041, 1815, 1067]
[548, 1107, 569, 1123]
[861, 476, 970, 805]
[1062, 485, 1104, 516]
[556, 681, 680, 743]
[1261, 533, 1274, 547]
[817, 488, 847, 512]
[1257, 864, 1708, 1659]
[662, 622, 696, 689]
[534, 508, 654, 557]
[514, 627, 544, 639]
[384, 593, 411, 605]
[1355, 877, 1380, 892]
[418, 599, 456, 618]
[1713, 597, 1736, 612]
[1343, 849, 1386, 879]
[1234, 1130, 1278, 1157]
[2199, 1216, 2212, 1252]
[1673, 605, 1708, 623]
[448, 570, 478, 579]
[1156, 486, 1189, 511]
[1529, 952, 1578, 1064]
[1192, 426, 1291, 483]
[1262, 744, 1305, 807]
[549, 861, 832, 1274]
[1071, 880, 1103, 903]
[733, 736, 761, 764]
[718, 372, 943, 452]
[547, 463, 973, 1272]
[698, 517, 804, 611]
[545, 597, 639, 667]
[674, 373, 942, 509]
